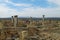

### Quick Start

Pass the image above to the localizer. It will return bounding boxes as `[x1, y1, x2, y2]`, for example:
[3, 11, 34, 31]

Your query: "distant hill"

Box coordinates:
[0, 17, 60, 21]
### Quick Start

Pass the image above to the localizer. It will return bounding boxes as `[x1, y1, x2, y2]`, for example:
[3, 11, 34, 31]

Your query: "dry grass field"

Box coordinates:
[0, 17, 60, 40]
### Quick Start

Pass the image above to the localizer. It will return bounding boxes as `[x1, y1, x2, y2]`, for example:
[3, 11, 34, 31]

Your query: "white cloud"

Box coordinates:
[18, 7, 60, 17]
[20, 7, 45, 17]
[0, 0, 60, 18]
[0, 4, 20, 18]
[44, 8, 60, 17]
[47, 0, 60, 5]
[4, 0, 9, 2]
[0, 4, 60, 18]
[3, 0, 32, 7]
[14, 3, 32, 7]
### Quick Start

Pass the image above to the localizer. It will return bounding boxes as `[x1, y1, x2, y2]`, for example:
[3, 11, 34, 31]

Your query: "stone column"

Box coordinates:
[14, 15, 18, 27]
[42, 15, 45, 26]
[21, 31, 28, 40]
[29, 17, 32, 26]
[29, 17, 32, 22]
[11, 16, 14, 23]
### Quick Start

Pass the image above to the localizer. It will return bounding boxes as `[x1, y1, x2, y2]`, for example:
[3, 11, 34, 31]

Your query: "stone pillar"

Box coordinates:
[21, 31, 28, 40]
[14, 15, 18, 27]
[29, 17, 32, 22]
[11, 16, 14, 23]
[43, 15, 45, 21]
[42, 15, 45, 26]
[29, 17, 32, 26]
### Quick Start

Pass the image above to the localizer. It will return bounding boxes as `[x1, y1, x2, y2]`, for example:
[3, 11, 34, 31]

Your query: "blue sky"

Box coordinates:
[0, 0, 60, 18]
